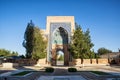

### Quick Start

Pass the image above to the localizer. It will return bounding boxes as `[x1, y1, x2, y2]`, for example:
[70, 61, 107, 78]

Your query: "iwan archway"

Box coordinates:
[51, 27, 69, 66]
[46, 16, 75, 66]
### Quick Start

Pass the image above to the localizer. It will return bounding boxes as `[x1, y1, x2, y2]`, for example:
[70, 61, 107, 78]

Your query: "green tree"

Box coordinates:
[11, 51, 18, 56]
[32, 27, 47, 60]
[70, 23, 94, 59]
[0, 49, 18, 57]
[58, 55, 64, 61]
[70, 23, 85, 59]
[97, 47, 112, 55]
[19, 55, 25, 58]
[23, 20, 34, 58]
[23, 20, 47, 59]
[83, 29, 94, 58]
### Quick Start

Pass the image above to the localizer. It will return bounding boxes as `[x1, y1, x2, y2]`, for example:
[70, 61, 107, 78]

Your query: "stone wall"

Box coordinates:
[35, 58, 50, 66]
[92, 59, 97, 64]
[1, 58, 111, 67]
[15, 59, 37, 66]
[114, 57, 120, 65]
[1, 59, 49, 67]
[98, 59, 108, 64]
[83, 59, 91, 64]
[2, 63, 19, 68]
[69, 59, 109, 66]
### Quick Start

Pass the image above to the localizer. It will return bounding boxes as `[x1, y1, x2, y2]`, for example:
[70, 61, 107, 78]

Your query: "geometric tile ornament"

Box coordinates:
[46, 16, 75, 66]
[47, 23, 71, 63]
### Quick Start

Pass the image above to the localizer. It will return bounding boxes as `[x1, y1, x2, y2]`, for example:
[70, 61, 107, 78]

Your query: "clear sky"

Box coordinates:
[0, 0, 120, 55]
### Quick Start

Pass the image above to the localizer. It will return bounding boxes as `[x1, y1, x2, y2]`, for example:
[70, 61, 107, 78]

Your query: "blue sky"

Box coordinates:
[0, 0, 120, 55]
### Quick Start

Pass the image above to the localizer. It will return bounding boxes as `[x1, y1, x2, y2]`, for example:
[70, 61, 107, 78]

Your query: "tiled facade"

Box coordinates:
[42, 16, 75, 66]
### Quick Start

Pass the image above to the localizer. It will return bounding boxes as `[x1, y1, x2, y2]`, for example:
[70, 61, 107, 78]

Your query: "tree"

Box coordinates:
[19, 55, 25, 58]
[70, 23, 84, 59]
[83, 29, 94, 58]
[70, 23, 94, 59]
[0, 49, 18, 57]
[97, 47, 112, 55]
[23, 20, 47, 59]
[11, 51, 18, 56]
[118, 48, 120, 52]
[32, 27, 47, 60]
[23, 20, 34, 58]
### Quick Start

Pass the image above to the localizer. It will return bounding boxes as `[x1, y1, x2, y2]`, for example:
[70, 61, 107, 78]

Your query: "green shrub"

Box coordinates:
[68, 68, 77, 72]
[91, 71, 110, 75]
[12, 71, 32, 76]
[45, 67, 54, 73]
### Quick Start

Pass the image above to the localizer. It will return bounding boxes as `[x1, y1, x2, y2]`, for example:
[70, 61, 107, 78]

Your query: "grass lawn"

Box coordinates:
[12, 71, 33, 76]
[91, 71, 110, 75]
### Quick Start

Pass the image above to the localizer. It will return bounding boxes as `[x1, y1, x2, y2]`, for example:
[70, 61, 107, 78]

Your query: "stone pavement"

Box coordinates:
[0, 71, 49, 80]
[0, 70, 11, 74]
[37, 76, 86, 80]
[0, 65, 120, 80]
[53, 68, 68, 75]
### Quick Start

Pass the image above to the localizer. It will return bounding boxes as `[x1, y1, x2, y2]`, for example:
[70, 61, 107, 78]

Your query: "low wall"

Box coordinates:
[69, 59, 109, 66]
[1, 58, 111, 67]
[2, 63, 19, 68]
[16, 59, 37, 66]
[115, 59, 120, 65]
[35, 58, 50, 66]
[83, 59, 91, 64]
[92, 59, 97, 64]
[98, 59, 108, 64]
[2, 59, 49, 67]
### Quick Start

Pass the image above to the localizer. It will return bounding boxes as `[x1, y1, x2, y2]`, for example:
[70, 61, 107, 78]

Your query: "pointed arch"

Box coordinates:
[47, 23, 71, 66]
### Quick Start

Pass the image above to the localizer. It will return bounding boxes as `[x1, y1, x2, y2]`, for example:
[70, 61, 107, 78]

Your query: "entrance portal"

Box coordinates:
[46, 16, 75, 66]
[51, 27, 69, 66]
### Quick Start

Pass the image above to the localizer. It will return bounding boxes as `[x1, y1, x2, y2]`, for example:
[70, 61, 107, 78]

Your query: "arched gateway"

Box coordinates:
[44, 16, 75, 66]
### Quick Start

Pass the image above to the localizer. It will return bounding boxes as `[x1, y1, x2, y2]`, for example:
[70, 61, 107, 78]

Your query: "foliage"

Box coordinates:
[12, 71, 30, 76]
[68, 67, 77, 72]
[0, 49, 18, 57]
[70, 23, 84, 59]
[119, 48, 120, 52]
[94, 53, 100, 58]
[19, 55, 25, 58]
[70, 23, 94, 59]
[45, 67, 54, 73]
[97, 47, 112, 55]
[23, 20, 34, 58]
[11, 71, 34, 76]
[83, 29, 94, 58]
[91, 71, 110, 75]
[32, 27, 47, 60]
[23, 20, 47, 59]
[57, 55, 64, 61]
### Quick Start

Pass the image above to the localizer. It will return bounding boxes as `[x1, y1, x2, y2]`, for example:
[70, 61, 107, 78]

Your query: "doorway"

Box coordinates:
[56, 50, 64, 66]
[51, 27, 69, 66]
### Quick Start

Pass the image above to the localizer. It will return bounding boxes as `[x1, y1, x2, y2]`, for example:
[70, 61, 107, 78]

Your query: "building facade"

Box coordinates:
[42, 16, 75, 66]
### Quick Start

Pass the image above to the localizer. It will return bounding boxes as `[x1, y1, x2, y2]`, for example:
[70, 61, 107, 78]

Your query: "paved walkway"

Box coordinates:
[53, 68, 68, 75]
[0, 65, 120, 80]
[0, 70, 11, 74]
[37, 76, 86, 80]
